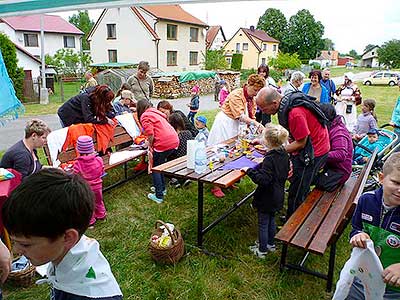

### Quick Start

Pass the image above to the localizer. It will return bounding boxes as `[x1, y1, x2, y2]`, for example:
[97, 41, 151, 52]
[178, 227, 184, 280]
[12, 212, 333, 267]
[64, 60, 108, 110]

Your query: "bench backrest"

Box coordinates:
[43, 125, 132, 166]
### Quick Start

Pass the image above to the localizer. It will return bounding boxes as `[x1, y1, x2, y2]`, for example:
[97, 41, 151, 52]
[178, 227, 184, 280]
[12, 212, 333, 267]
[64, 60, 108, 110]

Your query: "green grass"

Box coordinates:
[2, 86, 399, 299]
[328, 66, 377, 78]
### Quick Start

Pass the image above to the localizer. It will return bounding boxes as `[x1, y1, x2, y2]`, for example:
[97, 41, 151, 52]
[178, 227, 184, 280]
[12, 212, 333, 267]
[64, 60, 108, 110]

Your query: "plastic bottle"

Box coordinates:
[194, 141, 207, 174]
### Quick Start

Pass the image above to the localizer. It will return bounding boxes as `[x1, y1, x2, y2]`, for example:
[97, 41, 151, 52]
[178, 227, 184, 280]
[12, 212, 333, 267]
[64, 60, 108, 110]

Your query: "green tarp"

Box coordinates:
[157, 70, 216, 83]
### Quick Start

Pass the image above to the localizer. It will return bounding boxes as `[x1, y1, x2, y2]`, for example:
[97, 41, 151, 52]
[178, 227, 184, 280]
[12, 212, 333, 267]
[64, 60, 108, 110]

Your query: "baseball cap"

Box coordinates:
[196, 116, 207, 125]
[367, 128, 379, 135]
[121, 90, 134, 100]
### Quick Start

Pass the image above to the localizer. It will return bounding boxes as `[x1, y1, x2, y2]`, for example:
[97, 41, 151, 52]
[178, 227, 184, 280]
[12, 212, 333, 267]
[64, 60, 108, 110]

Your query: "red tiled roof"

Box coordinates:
[141, 5, 207, 27]
[206, 25, 221, 49]
[131, 7, 160, 40]
[0, 14, 83, 35]
[242, 27, 279, 43]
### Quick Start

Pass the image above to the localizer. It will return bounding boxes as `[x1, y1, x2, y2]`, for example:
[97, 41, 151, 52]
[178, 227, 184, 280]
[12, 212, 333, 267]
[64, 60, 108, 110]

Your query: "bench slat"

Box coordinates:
[307, 176, 357, 254]
[275, 189, 324, 243]
[290, 190, 339, 250]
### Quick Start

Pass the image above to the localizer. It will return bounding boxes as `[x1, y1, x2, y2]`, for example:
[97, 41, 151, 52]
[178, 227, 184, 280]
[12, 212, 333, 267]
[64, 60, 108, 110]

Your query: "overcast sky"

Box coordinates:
[57, 0, 400, 55]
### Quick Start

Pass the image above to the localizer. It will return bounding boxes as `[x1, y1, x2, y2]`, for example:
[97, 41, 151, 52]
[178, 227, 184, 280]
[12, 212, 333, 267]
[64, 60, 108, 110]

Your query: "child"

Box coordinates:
[390, 94, 400, 137]
[194, 115, 209, 144]
[113, 90, 136, 115]
[74, 135, 106, 227]
[218, 80, 230, 107]
[241, 124, 290, 258]
[2, 168, 123, 300]
[187, 85, 200, 124]
[353, 99, 378, 141]
[344, 153, 400, 299]
[353, 128, 385, 165]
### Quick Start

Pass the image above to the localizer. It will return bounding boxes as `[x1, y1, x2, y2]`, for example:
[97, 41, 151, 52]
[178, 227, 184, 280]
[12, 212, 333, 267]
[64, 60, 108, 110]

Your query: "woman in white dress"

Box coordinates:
[334, 72, 362, 132]
[208, 74, 265, 146]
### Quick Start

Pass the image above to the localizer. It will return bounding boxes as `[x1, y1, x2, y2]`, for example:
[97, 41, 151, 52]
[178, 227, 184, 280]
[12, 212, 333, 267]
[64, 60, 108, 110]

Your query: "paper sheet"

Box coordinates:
[109, 150, 145, 165]
[115, 113, 140, 138]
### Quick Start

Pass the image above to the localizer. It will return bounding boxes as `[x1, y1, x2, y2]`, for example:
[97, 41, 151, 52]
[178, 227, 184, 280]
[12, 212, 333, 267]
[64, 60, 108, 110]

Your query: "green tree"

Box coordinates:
[284, 9, 324, 61]
[231, 53, 243, 71]
[348, 49, 360, 59]
[322, 38, 335, 50]
[268, 52, 302, 70]
[257, 8, 287, 44]
[47, 48, 92, 76]
[203, 50, 228, 70]
[363, 44, 377, 53]
[69, 10, 94, 50]
[0, 33, 25, 99]
[377, 39, 400, 68]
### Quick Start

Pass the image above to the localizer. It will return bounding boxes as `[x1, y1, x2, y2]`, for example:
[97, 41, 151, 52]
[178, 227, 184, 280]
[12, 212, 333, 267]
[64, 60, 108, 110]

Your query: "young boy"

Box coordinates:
[194, 115, 209, 144]
[113, 90, 135, 115]
[2, 169, 123, 300]
[187, 86, 200, 124]
[346, 153, 400, 299]
[353, 128, 385, 165]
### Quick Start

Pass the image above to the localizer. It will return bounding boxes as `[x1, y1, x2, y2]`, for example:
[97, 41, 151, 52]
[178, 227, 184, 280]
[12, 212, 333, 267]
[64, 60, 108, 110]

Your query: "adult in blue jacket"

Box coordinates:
[302, 70, 329, 103]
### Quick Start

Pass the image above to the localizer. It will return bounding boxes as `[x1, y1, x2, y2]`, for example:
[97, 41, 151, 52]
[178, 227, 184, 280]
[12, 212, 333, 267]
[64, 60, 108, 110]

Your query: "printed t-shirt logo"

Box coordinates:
[386, 235, 400, 248]
[361, 213, 373, 222]
[389, 222, 400, 234]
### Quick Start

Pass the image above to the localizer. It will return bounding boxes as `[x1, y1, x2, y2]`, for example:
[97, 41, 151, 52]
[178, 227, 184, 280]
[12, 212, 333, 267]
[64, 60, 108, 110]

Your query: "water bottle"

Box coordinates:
[194, 142, 207, 174]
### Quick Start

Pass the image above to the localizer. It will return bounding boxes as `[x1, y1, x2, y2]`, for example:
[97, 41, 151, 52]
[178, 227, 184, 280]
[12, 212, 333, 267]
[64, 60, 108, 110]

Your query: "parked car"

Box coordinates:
[363, 71, 399, 86]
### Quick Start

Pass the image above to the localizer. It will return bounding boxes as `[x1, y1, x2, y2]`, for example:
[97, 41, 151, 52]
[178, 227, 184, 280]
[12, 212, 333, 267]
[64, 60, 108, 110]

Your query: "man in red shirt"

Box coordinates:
[256, 87, 330, 216]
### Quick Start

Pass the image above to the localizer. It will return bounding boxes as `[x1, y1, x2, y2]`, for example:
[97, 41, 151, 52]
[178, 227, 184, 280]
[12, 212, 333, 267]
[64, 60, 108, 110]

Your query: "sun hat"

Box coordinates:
[121, 90, 134, 100]
[77, 135, 95, 154]
[196, 115, 207, 125]
[344, 72, 355, 82]
[367, 128, 379, 135]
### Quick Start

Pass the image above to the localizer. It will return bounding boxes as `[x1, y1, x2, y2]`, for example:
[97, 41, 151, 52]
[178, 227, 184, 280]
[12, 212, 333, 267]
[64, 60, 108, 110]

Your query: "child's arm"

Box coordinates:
[349, 196, 370, 248]
[245, 158, 274, 186]
[382, 263, 400, 287]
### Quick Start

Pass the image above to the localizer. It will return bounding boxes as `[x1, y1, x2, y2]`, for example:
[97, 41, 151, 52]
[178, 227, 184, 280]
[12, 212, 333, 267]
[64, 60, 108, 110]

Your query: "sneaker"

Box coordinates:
[147, 193, 163, 204]
[134, 162, 147, 172]
[250, 246, 268, 259]
[182, 179, 192, 187]
[169, 178, 181, 188]
[249, 242, 275, 252]
[211, 187, 225, 198]
[267, 244, 276, 252]
[249, 240, 260, 251]
[150, 187, 167, 196]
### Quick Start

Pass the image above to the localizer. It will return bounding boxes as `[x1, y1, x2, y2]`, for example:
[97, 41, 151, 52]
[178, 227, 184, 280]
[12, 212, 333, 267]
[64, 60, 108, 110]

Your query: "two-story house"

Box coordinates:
[0, 14, 83, 58]
[223, 26, 279, 69]
[206, 25, 227, 50]
[309, 50, 339, 67]
[360, 46, 380, 68]
[87, 5, 208, 72]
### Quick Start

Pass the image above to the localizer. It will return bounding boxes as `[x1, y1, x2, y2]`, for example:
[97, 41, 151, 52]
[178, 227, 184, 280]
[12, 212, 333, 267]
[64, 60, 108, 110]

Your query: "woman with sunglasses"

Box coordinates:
[58, 85, 116, 127]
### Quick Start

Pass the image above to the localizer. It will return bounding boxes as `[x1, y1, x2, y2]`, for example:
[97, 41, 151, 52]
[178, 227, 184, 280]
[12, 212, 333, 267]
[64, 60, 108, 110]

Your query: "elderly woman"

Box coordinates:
[127, 61, 154, 102]
[284, 71, 305, 95]
[208, 74, 265, 146]
[57, 85, 115, 127]
[302, 70, 329, 103]
[0, 119, 50, 179]
[334, 72, 362, 131]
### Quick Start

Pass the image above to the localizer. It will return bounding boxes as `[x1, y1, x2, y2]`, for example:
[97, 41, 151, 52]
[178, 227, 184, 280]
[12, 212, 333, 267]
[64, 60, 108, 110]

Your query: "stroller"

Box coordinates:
[352, 124, 400, 191]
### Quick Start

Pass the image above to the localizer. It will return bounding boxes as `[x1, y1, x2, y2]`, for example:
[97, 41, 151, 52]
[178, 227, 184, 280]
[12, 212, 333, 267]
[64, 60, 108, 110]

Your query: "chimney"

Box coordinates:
[250, 25, 255, 31]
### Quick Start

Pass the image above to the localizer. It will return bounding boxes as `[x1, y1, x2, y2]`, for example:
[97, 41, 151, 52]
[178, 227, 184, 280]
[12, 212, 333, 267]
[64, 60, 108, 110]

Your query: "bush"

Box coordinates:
[231, 53, 243, 71]
[240, 68, 256, 81]
[269, 69, 284, 83]
[310, 62, 321, 69]
[269, 52, 302, 71]
[204, 50, 228, 70]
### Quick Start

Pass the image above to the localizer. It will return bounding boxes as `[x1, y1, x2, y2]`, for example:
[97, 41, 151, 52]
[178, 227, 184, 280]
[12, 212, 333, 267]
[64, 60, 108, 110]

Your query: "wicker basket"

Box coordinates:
[148, 220, 184, 264]
[8, 258, 36, 287]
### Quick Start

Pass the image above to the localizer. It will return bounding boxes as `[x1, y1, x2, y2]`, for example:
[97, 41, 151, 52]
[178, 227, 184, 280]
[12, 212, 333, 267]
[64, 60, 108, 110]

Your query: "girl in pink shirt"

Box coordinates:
[73, 135, 106, 227]
[137, 100, 179, 203]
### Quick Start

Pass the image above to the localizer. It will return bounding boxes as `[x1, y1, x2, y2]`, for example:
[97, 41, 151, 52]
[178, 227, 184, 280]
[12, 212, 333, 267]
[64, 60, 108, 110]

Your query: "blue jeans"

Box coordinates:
[187, 111, 197, 124]
[257, 211, 276, 252]
[345, 277, 400, 300]
[152, 149, 175, 199]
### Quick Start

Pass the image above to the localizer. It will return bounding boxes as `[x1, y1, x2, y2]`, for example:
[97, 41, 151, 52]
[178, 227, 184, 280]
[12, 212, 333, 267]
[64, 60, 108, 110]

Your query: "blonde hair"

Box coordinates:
[24, 119, 51, 138]
[263, 123, 288, 149]
[383, 153, 400, 176]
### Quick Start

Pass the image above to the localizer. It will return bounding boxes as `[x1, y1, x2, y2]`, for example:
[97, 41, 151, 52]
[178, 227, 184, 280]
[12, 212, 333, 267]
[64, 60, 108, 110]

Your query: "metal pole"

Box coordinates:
[39, 14, 48, 104]
[197, 182, 204, 247]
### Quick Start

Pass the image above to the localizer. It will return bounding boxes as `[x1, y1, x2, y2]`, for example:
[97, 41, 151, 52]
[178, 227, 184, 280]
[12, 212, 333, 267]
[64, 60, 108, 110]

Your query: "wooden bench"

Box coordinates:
[275, 149, 377, 292]
[43, 125, 147, 192]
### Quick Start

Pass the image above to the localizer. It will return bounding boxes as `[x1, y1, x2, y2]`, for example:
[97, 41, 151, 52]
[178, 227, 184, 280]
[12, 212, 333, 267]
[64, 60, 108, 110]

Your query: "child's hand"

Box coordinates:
[383, 263, 400, 287]
[350, 232, 370, 248]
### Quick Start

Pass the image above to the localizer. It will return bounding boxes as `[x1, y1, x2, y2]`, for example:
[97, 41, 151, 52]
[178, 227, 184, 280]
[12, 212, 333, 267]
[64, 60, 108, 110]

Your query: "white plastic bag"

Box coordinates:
[332, 239, 386, 300]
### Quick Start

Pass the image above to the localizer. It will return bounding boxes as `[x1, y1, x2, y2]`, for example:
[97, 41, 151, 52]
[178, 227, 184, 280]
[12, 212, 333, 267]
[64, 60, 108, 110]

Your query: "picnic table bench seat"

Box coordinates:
[43, 125, 147, 191]
[275, 149, 377, 292]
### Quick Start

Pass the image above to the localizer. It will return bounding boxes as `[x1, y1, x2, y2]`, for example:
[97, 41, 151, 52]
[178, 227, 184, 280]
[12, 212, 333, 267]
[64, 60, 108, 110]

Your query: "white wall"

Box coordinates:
[157, 21, 206, 72]
[89, 8, 157, 66]
[209, 30, 225, 50]
[0, 23, 16, 41]
[16, 50, 41, 78]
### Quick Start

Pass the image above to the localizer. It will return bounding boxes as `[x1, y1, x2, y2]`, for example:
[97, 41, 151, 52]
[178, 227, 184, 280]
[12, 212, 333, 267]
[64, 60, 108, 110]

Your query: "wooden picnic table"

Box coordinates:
[152, 137, 262, 247]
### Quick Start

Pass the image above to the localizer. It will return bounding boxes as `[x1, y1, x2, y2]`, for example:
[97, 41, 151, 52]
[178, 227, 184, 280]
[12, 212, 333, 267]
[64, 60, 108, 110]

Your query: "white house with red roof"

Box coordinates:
[223, 26, 279, 69]
[206, 25, 227, 50]
[0, 14, 83, 59]
[87, 5, 208, 72]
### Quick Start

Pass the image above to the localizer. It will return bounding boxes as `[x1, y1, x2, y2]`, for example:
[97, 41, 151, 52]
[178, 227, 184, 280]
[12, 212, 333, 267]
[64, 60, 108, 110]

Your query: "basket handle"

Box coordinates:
[155, 220, 176, 245]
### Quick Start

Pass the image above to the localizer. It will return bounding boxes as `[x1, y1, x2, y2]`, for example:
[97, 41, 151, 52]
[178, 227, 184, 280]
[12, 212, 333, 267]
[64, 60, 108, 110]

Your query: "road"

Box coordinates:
[0, 71, 373, 151]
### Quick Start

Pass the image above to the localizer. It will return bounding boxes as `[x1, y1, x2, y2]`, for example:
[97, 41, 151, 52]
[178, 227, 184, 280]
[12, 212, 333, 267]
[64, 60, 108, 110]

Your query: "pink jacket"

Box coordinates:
[73, 154, 104, 190]
[219, 87, 229, 107]
[140, 108, 179, 152]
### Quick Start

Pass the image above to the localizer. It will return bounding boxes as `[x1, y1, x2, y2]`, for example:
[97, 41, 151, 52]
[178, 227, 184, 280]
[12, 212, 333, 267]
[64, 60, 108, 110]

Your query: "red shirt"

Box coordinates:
[288, 107, 330, 157]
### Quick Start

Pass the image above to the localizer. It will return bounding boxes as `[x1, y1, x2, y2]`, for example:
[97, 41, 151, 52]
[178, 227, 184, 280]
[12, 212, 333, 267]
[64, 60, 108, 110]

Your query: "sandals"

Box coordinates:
[211, 187, 225, 198]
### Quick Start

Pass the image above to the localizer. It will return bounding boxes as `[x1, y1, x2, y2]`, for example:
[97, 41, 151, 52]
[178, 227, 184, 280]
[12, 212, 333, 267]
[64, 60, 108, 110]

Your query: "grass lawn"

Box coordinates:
[2, 86, 400, 300]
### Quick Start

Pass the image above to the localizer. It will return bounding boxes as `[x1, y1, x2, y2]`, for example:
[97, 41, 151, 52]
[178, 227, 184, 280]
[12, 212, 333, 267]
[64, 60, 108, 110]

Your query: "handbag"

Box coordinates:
[298, 137, 314, 166]
[314, 168, 343, 192]
[346, 104, 353, 114]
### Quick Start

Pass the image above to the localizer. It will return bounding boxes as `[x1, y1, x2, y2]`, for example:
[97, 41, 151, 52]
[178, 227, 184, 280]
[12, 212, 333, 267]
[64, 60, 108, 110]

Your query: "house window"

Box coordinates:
[261, 58, 266, 65]
[108, 50, 117, 62]
[189, 51, 198, 65]
[242, 43, 248, 51]
[107, 24, 116, 39]
[226, 57, 231, 64]
[263, 44, 267, 51]
[24, 33, 38, 47]
[371, 52, 374, 55]
[273, 45, 277, 51]
[236, 43, 240, 53]
[190, 27, 199, 42]
[167, 51, 177, 66]
[167, 24, 177, 40]
[63, 36, 75, 48]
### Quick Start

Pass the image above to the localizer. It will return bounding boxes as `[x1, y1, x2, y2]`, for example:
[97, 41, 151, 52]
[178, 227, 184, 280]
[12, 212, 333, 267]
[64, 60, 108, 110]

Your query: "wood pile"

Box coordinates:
[152, 71, 240, 99]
